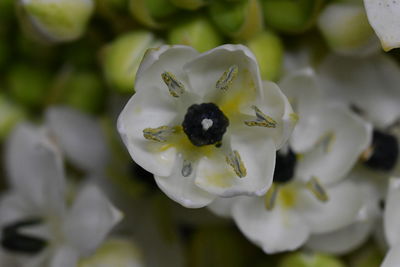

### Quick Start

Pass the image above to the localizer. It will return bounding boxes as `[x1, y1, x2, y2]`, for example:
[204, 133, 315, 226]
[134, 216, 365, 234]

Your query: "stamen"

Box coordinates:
[226, 150, 247, 178]
[306, 177, 329, 202]
[264, 184, 280, 210]
[245, 105, 277, 128]
[161, 72, 185, 97]
[181, 160, 192, 177]
[143, 126, 175, 142]
[216, 65, 238, 91]
[201, 118, 213, 131]
[1, 218, 47, 254]
[317, 132, 335, 153]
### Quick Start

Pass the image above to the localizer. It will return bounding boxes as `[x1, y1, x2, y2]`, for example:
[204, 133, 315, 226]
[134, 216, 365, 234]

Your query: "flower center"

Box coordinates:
[363, 129, 399, 171]
[1, 218, 47, 255]
[273, 148, 296, 184]
[182, 103, 229, 147]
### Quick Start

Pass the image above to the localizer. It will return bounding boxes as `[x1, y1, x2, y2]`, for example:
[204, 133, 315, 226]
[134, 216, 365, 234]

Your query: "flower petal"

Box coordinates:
[49, 246, 79, 267]
[195, 133, 276, 197]
[295, 106, 372, 185]
[384, 177, 400, 247]
[117, 88, 178, 177]
[46, 106, 109, 173]
[298, 180, 364, 234]
[305, 220, 375, 255]
[382, 246, 400, 267]
[184, 44, 263, 101]
[4, 123, 66, 214]
[207, 197, 238, 218]
[232, 196, 310, 254]
[63, 184, 122, 254]
[364, 0, 400, 51]
[318, 54, 400, 127]
[154, 155, 216, 208]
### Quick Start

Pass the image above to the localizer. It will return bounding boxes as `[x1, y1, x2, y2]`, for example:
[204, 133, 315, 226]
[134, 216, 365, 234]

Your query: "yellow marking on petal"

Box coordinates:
[316, 132, 336, 153]
[225, 150, 247, 178]
[306, 177, 329, 202]
[216, 65, 239, 91]
[161, 71, 185, 97]
[204, 170, 233, 188]
[264, 184, 279, 210]
[289, 112, 299, 123]
[279, 186, 297, 209]
[245, 105, 277, 128]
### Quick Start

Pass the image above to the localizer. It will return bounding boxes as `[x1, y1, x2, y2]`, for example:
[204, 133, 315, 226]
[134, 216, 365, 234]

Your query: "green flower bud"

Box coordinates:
[348, 243, 384, 267]
[246, 31, 283, 81]
[209, 0, 263, 41]
[129, 0, 178, 29]
[168, 17, 222, 52]
[102, 31, 164, 93]
[279, 252, 345, 267]
[18, 0, 95, 43]
[78, 238, 144, 267]
[62, 71, 106, 114]
[7, 64, 51, 109]
[170, 0, 207, 10]
[318, 3, 380, 55]
[0, 94, 25, 140]
[262, 0, 324, 34]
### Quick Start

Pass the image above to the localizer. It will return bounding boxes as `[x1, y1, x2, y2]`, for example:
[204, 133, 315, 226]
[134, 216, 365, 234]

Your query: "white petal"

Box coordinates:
[382, 246, 400, 267]
[305, 220, 375, 255]
[64, 184, 122, 254]
[184, 44, 263, 100]
[154, 155, 216, 208]
[46, 106, 109, 173]
[384, 177, 400, 247]
[195, 133, 276, 197]
[317, 54, 400, 127]
[364, 0, 400, 51]
[117, 88, 178, 177]
[295, 106, 372, 185]
[232, 196, 310, 254]
[0, 193, 33, 225]
[135, 45, 199, 92]
[207, 197, 238, 218]
[5, 123, 66, 214]
[49, 246, 79, 267]
[298, 180, 364, 234]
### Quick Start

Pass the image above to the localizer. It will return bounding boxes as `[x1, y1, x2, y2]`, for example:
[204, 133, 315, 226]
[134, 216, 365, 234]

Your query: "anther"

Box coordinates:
[216, 65, 238, 91]
[264, 184, 280, 210]
[245, 105, 277, 128]
[306, 177, 329, 202]
[161, 72, 185, 97]
[1, 218, 47, 255]
[181, 160, 192, 177]
[317, 132, 335, 153]
[143, 126, 175, 142]
[226, 150, 247, 178]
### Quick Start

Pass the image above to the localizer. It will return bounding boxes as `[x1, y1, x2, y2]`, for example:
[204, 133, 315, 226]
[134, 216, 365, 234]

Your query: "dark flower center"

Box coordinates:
[1, 218, 47, 255]
[182, 103, 229, 147]
[364, 129, 399, 171]
[273, 148, 297, 184]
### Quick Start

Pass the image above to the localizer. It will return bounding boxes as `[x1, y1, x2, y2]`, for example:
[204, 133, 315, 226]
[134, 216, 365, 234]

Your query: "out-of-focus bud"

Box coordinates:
[129, 0, 178, 29]
[102, 31, 164, 94]
[262, 0, 323, 34]
[279, 252, 345, 267]
[318, 3, 380, 56]
[7, 64, 51, 109]
[0, 94, 25, 140]
[348, 243, 384, 267]
[170, 0, 207, 10]
[62, 71, 106, 114]
[17, 0, 95, 43]
[245, 31, 283, 81]
[78, 238, 144, 267]
[168, 17, 222, 52]
[209, 0, 263, 41]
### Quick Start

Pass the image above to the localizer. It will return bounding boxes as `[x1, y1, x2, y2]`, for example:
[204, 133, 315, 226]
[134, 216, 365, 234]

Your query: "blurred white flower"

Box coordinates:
[118, 44, 296, 208]
[209, 69, 372, 253]
[18, 0, 95, 42]
[364, 0, 400, 51]
[0, 123, 122, 267]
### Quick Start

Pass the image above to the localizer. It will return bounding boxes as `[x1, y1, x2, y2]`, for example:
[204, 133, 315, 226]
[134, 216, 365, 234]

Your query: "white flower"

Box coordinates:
[117, 44, 296, 208]
[209, 69, 371, 253]
[0, 123, 122, 267]
[364, 0, 400, 51]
